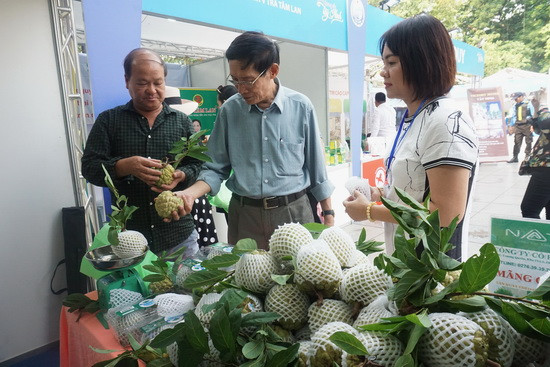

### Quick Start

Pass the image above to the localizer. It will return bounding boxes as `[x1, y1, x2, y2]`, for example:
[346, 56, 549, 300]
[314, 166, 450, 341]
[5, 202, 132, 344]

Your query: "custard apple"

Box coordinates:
[265, 284, 309, 330]
[155, 163, 175, 187]
[339, 263, 392, 306]
[308, 299, 353, 334]
[234, 250, 277, 294]
[318, 226, 355, 267]
[113, 230, 148, 258]
[295, 240, 343, 298]
[155, 190, 184, 218]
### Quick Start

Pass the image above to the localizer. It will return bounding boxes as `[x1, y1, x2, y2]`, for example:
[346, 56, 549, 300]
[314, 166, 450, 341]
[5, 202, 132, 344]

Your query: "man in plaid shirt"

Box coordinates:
[82, 48, 202, 254]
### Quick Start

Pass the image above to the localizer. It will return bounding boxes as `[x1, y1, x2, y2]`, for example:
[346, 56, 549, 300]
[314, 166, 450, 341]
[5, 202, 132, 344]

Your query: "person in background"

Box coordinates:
[520, 105, 550, 219]
[81, 48, 202, 255]
[371, 92, 397, 138]
[507, 91, 535, 163]
[217, 84, 238, 107]
[343, 14, 479, 261]
[170, 31, 335, 249]
[192, 119, 201, 133]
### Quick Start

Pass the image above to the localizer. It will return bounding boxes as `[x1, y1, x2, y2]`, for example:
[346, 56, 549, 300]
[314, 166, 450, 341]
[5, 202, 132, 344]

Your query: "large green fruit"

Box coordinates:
[155, 191, 184, 218]
[155, 164, 175, 187]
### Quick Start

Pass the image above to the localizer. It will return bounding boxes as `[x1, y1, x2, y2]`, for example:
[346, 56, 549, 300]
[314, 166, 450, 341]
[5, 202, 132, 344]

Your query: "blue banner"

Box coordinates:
[142, 0, 484, 76]
[346, 0, 367, 176]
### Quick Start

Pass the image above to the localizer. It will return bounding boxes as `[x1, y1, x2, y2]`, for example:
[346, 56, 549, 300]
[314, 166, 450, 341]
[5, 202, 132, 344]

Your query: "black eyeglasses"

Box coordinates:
[226, 69, 267, 87]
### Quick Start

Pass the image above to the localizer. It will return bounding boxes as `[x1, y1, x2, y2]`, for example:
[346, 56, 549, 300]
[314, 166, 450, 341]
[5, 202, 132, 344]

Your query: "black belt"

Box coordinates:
[233, 190, 306, 210]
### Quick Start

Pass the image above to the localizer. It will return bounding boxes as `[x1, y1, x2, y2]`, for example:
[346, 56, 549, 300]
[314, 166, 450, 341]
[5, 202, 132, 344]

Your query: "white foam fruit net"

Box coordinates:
[308, 299, 353, 334]
[356, 331, 404, 366]
[345, 249, 370, 268]
[195, 293, 222, 327]
[154, 293, 195, 317]
[234, 251, 277, 294]
[269, 222, 313, 261]
[265, 284, 309, 331]
[112, 230, 147, 258]
[509, 328, 545, 366]
[339, 263, 392, 305]
[108, 289, 144, 309]
[318, 226, 355, 267]
[460, 308, 515, 367]
[311, 321, 360, 352]
[419, 313, 487, 367]
[353, 295, 397, 328]
[295, 240, 343, 295]
[105, 308, 150, 347]
[344, 176, 371, 200]
[175, 265, 193, 288]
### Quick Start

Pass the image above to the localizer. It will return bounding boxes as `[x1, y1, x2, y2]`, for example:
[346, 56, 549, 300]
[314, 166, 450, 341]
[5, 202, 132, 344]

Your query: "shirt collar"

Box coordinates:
[248, 78, 285, 114]
[122, 100, 173, 115]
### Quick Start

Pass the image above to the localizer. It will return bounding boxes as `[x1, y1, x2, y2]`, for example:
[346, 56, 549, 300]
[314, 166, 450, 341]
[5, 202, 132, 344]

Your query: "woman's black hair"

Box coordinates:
[217, 85, 238, 103]
[379, 14, 456, 101]
[225, 31, 280, 72]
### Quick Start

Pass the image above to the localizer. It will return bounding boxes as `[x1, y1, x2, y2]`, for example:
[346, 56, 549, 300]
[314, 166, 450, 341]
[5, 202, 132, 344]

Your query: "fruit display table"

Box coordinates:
[59, 291, 145, 367]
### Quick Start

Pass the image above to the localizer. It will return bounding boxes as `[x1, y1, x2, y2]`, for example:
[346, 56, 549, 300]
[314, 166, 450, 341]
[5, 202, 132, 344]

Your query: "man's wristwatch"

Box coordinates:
[321, 209, 335, 217]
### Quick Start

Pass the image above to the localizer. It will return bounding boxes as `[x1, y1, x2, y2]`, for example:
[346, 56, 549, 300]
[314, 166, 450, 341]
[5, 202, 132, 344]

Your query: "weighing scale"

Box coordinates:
[85, 245, 150, 311]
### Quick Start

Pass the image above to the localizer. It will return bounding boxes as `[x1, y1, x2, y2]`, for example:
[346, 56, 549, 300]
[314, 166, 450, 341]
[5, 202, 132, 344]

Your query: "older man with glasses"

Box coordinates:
[171, 31, 335, 249]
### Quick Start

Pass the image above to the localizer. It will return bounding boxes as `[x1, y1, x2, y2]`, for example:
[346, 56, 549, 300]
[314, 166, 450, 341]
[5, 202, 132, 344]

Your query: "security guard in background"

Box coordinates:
[507, 92, 535, 163]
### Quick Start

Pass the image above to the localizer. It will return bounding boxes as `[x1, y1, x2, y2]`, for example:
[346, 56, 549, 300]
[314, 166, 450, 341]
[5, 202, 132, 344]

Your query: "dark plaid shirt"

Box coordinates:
[82, 101, 202, 254]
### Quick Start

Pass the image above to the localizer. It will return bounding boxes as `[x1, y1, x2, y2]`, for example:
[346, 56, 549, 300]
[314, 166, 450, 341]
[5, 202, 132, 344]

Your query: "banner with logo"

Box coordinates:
[467, 87, 509, 162]
[488, 217, 550, 297]
[346, 0, 367, 176]
[179, 88, 218, 134]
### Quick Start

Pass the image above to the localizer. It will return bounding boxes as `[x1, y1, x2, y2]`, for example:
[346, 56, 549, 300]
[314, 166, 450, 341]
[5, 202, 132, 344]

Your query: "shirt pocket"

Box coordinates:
[276, 138, 305, 176]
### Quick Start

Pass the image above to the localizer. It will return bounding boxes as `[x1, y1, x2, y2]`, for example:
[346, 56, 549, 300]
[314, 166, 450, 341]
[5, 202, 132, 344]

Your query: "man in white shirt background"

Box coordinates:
[371, 92, 397, 138]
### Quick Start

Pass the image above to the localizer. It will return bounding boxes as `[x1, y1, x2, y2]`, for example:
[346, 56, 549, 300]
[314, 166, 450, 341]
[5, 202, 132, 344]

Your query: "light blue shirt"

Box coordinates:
[508, 101, 535, 126]
[198, 80, 334, 201]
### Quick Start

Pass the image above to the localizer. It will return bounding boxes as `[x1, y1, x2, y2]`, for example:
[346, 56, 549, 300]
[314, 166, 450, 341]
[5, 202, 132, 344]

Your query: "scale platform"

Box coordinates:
[85, 245, 150, 311]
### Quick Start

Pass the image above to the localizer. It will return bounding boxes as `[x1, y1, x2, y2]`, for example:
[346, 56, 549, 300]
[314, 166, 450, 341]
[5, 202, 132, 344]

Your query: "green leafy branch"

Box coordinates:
[101, 164, 139, 246]
[91, 333, 169, 367]
[62, 293, 100, 321]
[168, 129, 212, 169]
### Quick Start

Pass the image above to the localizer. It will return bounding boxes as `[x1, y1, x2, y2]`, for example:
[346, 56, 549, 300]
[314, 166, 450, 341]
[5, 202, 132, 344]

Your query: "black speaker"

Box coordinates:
[61, 206, 89, 294]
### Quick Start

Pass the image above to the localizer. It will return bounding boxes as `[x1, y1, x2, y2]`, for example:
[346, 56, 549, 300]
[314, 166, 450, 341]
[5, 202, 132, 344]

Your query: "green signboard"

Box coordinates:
[179, 88, 219, 135]
[489, 217, 550, 297]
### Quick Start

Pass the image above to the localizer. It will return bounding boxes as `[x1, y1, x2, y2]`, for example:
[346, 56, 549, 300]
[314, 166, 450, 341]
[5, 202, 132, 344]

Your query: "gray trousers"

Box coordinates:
[228, 194, 314, 250]
[512, 123, 533, 157]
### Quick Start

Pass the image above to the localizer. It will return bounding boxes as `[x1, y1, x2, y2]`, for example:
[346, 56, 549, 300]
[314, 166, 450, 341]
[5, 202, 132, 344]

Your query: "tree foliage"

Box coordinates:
[368, 0, 550, 75]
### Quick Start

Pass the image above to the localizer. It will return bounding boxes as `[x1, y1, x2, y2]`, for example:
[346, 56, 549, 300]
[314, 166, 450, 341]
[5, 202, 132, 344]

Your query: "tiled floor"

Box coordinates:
[341, 158, 541, 260]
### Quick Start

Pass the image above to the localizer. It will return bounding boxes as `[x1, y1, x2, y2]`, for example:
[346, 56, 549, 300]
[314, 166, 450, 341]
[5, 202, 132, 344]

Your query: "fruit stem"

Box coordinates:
[461, 291, 550, 311]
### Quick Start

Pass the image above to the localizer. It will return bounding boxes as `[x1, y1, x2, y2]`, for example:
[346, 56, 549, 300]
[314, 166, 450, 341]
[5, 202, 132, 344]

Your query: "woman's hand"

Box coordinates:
[343, 190, 370, 221]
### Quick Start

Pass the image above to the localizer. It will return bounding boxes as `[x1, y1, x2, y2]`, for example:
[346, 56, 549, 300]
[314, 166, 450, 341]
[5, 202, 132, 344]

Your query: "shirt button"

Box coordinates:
[151, 225, 154, 229]
[264, 137, 268, 141]
[147, 156, 151, 159]
[264, 158, 269, 162]
[263, 116, 267, 119]
[264, 179, 268, 183]
[148, 135, 151, 139]
[149, 202, 153, 206]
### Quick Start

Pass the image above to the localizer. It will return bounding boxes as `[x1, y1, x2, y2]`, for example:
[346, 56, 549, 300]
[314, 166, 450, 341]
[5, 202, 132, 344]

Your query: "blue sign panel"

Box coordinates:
[142, 0, 484, 76]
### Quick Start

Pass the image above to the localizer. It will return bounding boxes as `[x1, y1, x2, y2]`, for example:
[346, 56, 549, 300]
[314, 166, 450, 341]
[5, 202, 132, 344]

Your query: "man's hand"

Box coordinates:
[323, 214, 335, 227]
[162, 189, 196, 223]
[343, 190, 370, 221]
[115, 156, 163, 186]
[151, 170, 186, 193]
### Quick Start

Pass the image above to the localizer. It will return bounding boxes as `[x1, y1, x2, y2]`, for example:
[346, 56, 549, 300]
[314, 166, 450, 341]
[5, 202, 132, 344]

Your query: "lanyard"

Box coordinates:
[386, 98, 428, 171]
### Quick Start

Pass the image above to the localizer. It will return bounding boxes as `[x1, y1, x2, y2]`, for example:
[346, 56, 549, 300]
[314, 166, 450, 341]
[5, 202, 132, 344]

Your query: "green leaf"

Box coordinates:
[264, 343, 299, 367]
[108, 227, 119, 246]
[240, 354, 267, 367]
[526, 276, 550, 301]
[271, 274, 292, 285]
[458, 243, 500, 293]
[403, 323, 427, 355]
[186, 151, 212, 162]
[528, 318, 550, 337]
[394, 354, 415, 367]
[228, 307, 243, 339]
[393, 187, 429, 211]
[242, 340, 265, 359]
[440, 296, 487, 312]
[142, 264, 162, 273]
[391, 270, 430, 303]
[183, 312, 209, 354]
[176, 335, 203, 367]
[233, 238, 258, 254]
[357, 228, 366, 244]
[143, 274, 167, 283]
[146, 358, 174, 367]
[404, 310, 431, 327]
[150, 323, 185, 348]
[89, 346, 125, 354]
[241, 312, 281, 327]
[209, 307, 236, 356]
[201, 253, 240, 269]
[356, 240, 384, 256]
[183, 269, 228, 289]
[328, 332, 368, 355]
[302, 222, 329, 238]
